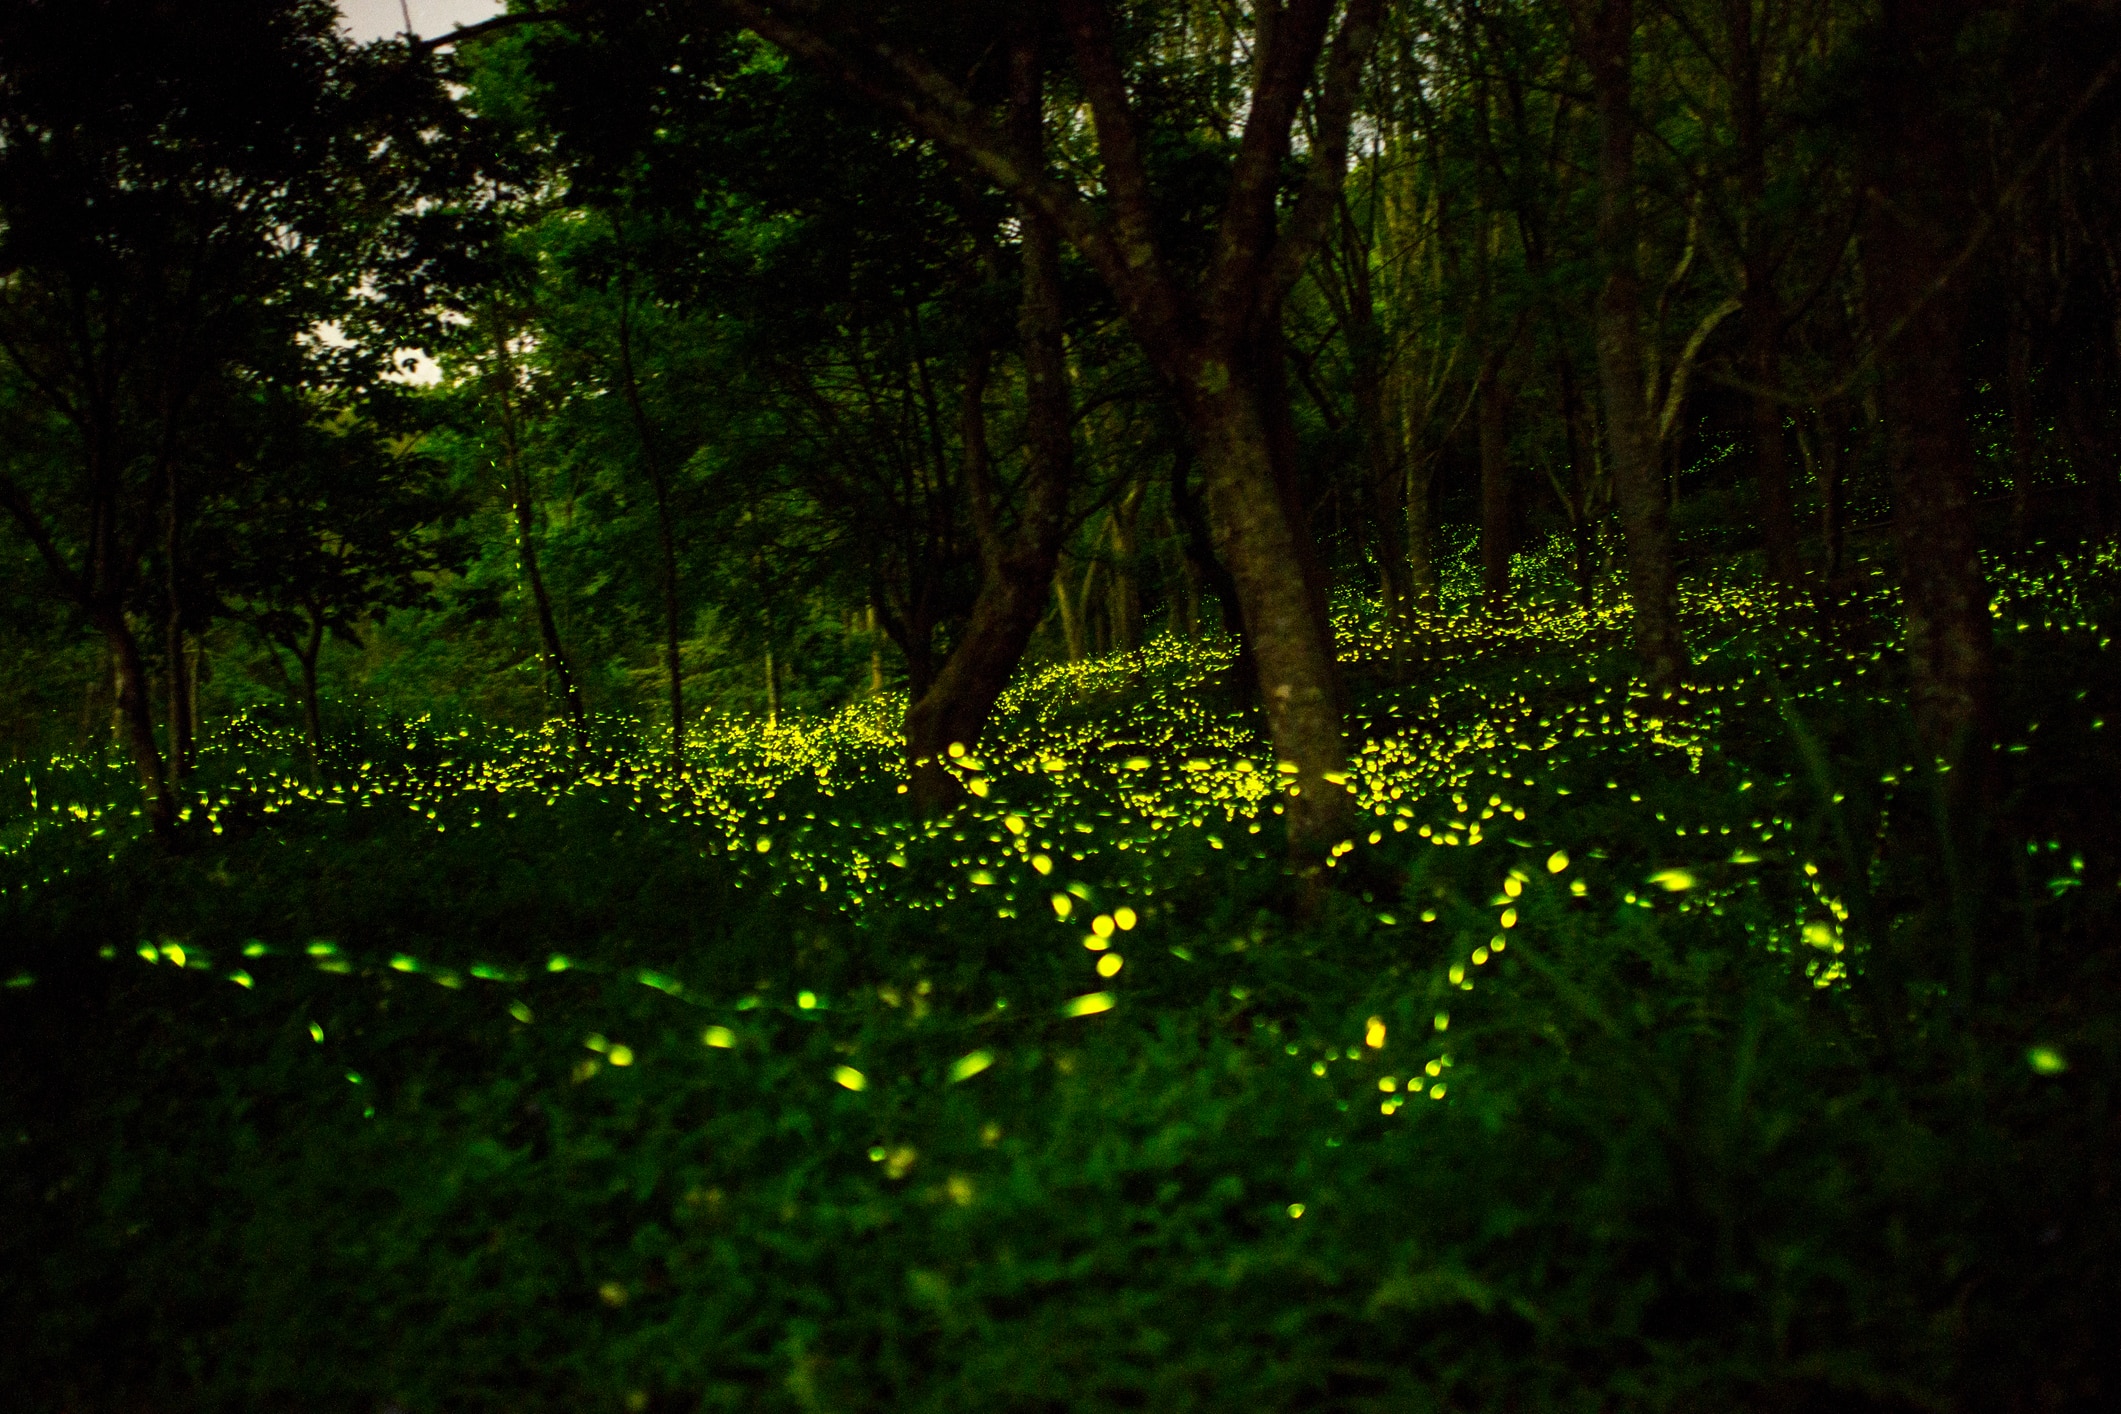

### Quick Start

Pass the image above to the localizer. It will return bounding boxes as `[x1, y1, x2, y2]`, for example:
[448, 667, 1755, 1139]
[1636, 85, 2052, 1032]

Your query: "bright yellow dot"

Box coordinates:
[949, 1050, 994, 1082]
[1096, 953, 1123, 977]
[1091, 914, 1115, 938]
[1433, 1011, 1449, 1032]
[1061, 991, 1115, 1017]
[1377, 1076, 1397, 1093]
[1364, 1016, 1386, 1048]
[1113, 906, 1137, 931]
[1286, 1203, 1305, 1219]
[1647, 869, 1693, 892]
[608, 1045, 634, 1067]
[1051, 893, 1074, 919]
[702, 1026, 735, 1048]
[1500, 908, 1517, 928]
[1004, 815, 1026, 835]
[833, 1065, 867, 1091]
[1032, 854, 1053, 875]
[798, 990, 818, 1009]
[756, 837, 772, 853]
[1503, 876, 1523, 898]
[309, 1022, 324, 1043]
[1429, 1083, 1446, 1099]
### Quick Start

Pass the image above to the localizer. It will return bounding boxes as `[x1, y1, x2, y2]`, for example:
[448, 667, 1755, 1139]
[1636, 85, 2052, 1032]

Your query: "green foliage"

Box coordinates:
[5, 542, 2118, 1412]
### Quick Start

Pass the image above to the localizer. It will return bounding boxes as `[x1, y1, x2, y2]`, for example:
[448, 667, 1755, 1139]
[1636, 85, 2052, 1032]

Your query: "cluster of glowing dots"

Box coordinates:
[9, 534, 2111, 1125]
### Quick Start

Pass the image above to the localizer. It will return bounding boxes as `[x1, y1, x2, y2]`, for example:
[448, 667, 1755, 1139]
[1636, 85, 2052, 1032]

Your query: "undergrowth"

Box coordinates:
[3, 541, 2118, 1412]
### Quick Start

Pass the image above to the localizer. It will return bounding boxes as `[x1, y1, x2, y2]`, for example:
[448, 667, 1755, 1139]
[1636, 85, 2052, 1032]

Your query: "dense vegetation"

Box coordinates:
[5, 1, 2121, 1410]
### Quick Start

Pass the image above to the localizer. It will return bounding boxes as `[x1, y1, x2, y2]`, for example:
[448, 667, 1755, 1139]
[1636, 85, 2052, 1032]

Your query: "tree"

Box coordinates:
[0, 0, 476, 833]
[219, 412, 468, 774]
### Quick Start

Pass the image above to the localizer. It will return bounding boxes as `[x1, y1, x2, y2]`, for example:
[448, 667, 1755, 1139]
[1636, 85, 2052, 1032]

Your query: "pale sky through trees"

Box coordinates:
[338, 0, 503, 43]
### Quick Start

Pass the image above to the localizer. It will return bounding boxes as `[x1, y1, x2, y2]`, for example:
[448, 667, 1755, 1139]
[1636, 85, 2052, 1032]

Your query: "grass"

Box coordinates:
[4, 539, 2119, 1412]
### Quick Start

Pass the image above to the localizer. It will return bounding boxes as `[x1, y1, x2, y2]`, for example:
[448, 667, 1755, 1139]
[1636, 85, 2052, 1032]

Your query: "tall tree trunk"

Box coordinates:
[764, 644, 779, 726]
[1575, 0, 1688, 693]
[1108, 485, 1145, 652]
[487, 307, 590, 752]
[1477, 358, 1513, 615]
[1726, 0, 1802, 596]
[1859, 0, 1995, 754]
[1170, 441, 1255, 693]
[904, 38, 1080, 814]
[866, 605, 886, 696]
[1053, 570, 1086, 663]
[615, 269, 687, 772]
[101, 614, 176, 837]
[1185, 373, 1353, 850]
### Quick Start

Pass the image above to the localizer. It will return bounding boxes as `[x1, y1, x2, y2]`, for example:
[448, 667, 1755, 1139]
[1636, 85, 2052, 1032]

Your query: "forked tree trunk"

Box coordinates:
[904, 39, 1079, 814]
[1576, 0, 1688, 694]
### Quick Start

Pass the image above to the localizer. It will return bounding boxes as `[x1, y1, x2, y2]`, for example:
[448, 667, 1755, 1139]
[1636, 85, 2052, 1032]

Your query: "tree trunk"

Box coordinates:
[1054, 570, 1086, 663]
[1108, 485, 1145, 652]
[904, 39, 1079, 815]
[1859, 0, 1995, 754]
[764, 644, 779, 727]
[101, 615, 176, 837]
[486, 306, 591, 752]
[1185, 374, 1353, 852]
[1577, 0, 1688, 694]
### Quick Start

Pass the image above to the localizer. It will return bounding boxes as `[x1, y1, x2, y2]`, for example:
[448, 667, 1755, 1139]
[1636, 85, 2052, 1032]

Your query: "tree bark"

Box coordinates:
[1107, 484, 1145, 652]
[487, 305, 591, 752]
[717, 0, 1378, 858]
[102, 615, 177, 836]
[1574, 0, 1688, 694]
[904, 36, 1079, 814]
[1858, 0, 1995, 754]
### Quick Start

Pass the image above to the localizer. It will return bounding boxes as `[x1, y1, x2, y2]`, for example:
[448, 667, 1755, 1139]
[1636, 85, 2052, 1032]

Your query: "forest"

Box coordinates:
[4, 0, 2121, 1409]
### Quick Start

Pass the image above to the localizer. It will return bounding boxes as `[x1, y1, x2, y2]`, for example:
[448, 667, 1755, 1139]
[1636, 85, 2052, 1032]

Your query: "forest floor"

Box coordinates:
[5, 542, 2120, 1412]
